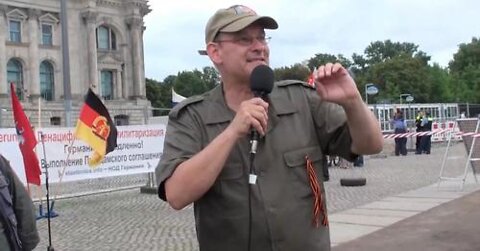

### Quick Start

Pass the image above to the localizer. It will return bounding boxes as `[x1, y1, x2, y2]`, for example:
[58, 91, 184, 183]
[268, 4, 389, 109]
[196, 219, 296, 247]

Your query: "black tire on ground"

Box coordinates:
[340, 177, 367, 187]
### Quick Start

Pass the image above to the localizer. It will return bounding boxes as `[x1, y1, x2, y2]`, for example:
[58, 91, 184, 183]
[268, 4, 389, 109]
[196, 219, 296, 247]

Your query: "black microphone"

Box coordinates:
[249, 64, 274, 155]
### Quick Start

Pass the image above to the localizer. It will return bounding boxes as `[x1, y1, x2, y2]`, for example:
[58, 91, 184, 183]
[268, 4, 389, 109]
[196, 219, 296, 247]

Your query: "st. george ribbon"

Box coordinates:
[249, 64, 274, 155]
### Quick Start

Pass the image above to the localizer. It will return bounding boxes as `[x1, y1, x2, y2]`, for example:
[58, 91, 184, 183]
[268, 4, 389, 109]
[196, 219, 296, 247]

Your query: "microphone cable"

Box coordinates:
[247, 64, 274, 251]
[248, 130, 256, 251]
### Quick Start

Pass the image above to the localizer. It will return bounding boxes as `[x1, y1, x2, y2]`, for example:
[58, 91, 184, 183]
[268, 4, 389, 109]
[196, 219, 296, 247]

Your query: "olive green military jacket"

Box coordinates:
[156, 80, 356, 251]
[0, 155, 40, 251]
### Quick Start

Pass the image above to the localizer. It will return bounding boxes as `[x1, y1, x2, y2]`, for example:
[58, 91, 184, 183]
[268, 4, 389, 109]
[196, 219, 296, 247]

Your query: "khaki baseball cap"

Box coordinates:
[204, 5, 278, 44]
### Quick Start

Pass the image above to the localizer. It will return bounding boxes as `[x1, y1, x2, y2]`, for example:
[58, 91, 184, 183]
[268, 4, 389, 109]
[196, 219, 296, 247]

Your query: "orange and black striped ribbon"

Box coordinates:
[305, 155, 328, 227]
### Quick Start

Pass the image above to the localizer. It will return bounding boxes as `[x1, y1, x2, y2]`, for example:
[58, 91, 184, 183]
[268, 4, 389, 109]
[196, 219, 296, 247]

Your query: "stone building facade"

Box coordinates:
[0, 0, 151, 127]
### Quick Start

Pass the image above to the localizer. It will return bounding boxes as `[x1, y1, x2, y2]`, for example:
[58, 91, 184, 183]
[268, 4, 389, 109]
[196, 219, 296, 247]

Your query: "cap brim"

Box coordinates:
[220, 16, 278, 33]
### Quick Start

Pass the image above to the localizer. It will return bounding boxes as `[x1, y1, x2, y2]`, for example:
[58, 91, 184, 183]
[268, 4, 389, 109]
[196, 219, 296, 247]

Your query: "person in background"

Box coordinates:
[0, 154, 39, 251]
[156, 5, 383, 250]
[391, 109, 408, 156]
[415, 110, 424, 154]
[420, 111, 433, 154]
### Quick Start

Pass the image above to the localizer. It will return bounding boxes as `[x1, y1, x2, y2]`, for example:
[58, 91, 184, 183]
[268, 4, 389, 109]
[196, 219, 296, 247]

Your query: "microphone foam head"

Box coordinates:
[250, 64, 274, 96]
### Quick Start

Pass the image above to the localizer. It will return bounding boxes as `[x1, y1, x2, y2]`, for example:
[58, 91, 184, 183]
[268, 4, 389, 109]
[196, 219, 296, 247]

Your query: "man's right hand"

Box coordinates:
[227, 97, 269, 138]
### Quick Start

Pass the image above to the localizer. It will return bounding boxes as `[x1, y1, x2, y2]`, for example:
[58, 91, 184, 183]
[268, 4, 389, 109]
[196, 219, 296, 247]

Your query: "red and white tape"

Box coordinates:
[383, 129, 480, 139]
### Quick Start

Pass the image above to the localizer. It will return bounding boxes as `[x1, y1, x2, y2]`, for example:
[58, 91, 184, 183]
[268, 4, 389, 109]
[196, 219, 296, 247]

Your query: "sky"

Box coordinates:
[143, 0, 480, 81]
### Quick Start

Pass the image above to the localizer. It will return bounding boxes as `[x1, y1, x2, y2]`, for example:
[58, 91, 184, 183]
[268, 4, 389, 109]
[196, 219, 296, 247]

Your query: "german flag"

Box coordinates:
[74, 88, 117, 167]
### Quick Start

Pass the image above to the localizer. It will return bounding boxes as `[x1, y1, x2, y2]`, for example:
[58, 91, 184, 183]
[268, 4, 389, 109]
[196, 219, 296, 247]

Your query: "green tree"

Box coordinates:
[351, 40, 435, 103]
[306, 53, 352, 71]
[426, 64, 452, 102]
[364, 55, 430, 103]
[363, 40, 430, 65]
[173, 68, 218, 97]
[174, 70, 203, 97]
[449, 37, 480, 102]
[146, 77, 172, 115]
[449, 37, 480, 73]
[146, 78, 162, 108]
[273, 63, 310, 81]
[201, 66, 220, 89]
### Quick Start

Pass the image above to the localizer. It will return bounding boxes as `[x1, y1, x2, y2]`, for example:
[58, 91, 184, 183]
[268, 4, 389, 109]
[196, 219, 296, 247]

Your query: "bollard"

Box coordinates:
[140, 172, 157, 194]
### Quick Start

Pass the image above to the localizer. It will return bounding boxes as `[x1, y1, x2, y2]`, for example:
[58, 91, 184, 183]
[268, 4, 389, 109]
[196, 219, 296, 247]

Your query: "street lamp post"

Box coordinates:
[365, 83, 377, 104]
[61, 0, 72, 127]
[399, 93, 415, 150]
[399, 93, 412, 104]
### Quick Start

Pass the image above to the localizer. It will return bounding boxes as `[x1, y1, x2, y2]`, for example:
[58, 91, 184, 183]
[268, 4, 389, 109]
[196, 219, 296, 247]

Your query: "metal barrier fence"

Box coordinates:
[368, 103, 460, 133]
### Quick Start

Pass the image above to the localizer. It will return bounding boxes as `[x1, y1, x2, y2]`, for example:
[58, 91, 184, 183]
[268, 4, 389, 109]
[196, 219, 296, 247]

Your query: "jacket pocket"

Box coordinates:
[283, 146, 325, 198]
[284, 146, 323, 167]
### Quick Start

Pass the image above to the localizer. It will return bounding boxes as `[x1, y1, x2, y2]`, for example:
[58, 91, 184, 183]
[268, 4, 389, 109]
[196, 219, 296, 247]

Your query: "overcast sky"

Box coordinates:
[143, 0, 479, 81]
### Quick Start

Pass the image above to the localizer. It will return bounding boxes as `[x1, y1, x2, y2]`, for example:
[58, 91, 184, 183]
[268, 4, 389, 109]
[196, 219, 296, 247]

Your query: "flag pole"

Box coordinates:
[39, 132, 54, 251]
[50, 137, 75, 208]
[35, 96, 45, 219]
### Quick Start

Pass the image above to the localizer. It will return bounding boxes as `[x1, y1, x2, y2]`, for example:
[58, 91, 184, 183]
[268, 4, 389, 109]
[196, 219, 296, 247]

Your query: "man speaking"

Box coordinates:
[156, 5, 382, 251]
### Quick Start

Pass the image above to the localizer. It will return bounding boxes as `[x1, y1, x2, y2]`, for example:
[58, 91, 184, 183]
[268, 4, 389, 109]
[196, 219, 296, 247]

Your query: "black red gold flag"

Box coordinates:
[74, 88, 117, 167]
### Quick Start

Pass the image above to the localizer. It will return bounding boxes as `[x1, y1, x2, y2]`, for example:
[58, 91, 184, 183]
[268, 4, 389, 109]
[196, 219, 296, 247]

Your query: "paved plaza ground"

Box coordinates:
[32, 141, 473, 250]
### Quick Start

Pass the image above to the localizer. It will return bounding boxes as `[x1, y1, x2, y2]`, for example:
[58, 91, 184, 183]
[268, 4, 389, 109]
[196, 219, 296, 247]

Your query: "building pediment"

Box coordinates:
[97, 0, 122, 8]
[39, 13, 59, 24]
[7, 9, 27, 20]
[98, 53, 122, 65]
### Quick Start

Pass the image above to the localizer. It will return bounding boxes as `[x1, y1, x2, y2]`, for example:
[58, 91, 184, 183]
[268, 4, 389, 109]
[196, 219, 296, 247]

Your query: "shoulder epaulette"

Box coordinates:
[276, 80, 315, 89]
[169, 96, 204, 118]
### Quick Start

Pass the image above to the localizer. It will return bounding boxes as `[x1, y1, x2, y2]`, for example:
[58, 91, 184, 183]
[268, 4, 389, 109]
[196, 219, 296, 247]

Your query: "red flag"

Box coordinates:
[307, 68, 317, 87]
[10, 83, 41, 185]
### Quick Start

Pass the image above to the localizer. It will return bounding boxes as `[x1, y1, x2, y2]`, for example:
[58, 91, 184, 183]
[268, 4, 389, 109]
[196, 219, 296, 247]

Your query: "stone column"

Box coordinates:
[82, 10, 98, 92]
[126, 16, 145, 99]
[0, 5, 7, 97]
[116, 69, 122, 99]
[28, 8, 41, 100]
[120, 61, 128, 99]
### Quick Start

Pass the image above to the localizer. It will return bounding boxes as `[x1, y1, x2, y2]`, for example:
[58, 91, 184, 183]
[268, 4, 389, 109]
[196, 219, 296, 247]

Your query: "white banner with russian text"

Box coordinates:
[0, 124, 165, 185]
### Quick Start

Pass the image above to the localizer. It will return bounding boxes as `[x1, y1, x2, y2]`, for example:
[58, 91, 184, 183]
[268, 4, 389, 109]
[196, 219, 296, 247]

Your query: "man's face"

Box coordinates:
[212, 24, 270, 82]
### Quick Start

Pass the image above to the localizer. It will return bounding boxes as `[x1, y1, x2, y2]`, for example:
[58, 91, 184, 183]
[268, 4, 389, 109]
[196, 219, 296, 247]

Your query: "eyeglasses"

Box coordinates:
[215, 35, 272, 47]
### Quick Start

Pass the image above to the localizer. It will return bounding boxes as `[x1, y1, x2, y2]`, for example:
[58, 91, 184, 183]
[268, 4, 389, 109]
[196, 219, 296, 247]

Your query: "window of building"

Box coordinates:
[50, 117, 61, 126]
[42, 24, 53, 45]
[114, 115, 129, 126]
[101, 70, 114, 100]
[96, 25, 116, 50]
[9, 20, 21, 42]
[7, 59, 24, 100]
[40, 61, 54, 101]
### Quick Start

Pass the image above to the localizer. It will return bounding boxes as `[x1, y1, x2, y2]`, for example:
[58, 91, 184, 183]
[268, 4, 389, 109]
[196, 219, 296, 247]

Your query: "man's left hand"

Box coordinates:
[314, 63, 361, 107]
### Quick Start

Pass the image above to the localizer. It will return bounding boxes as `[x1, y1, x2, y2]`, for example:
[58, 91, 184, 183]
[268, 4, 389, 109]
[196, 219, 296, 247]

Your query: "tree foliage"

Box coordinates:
[145, 38, 480, 106]
[449, 37, 480, 102]
[306, 53, 352, 70]
[361, 55, 430, 103]
[273, 63, 310, 81]
[146, 66, 219, 112]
